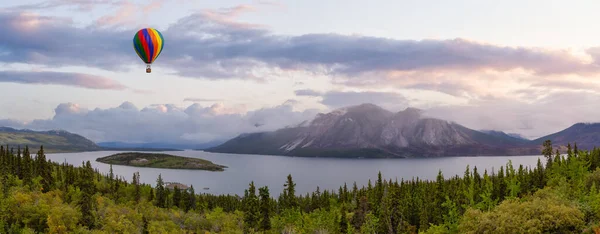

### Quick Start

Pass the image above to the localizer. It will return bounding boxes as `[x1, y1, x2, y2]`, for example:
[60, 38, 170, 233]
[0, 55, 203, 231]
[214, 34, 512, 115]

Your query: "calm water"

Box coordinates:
[46, 150, 544, 196]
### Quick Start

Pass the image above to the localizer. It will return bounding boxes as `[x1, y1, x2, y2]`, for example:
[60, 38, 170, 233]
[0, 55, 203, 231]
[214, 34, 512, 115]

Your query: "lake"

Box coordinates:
[46, 150, 544, 196]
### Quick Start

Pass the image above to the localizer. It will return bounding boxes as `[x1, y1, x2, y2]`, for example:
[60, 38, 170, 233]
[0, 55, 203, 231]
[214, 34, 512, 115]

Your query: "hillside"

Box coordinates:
[533, 123, 600, 150]
[207, 104, 542, 158]
[0, 127, 101, 153]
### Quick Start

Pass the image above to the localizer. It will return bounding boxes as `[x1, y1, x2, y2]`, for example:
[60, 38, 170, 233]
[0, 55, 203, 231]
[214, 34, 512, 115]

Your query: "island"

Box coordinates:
[96, 152, 227, 171]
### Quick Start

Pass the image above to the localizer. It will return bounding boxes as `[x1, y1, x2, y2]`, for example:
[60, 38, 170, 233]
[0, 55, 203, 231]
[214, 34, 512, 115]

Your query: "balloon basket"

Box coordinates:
[146, 64, 151, 73]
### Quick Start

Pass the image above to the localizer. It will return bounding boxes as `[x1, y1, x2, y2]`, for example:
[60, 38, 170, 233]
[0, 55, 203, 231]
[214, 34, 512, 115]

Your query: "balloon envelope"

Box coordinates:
[133, 28, 164, 64]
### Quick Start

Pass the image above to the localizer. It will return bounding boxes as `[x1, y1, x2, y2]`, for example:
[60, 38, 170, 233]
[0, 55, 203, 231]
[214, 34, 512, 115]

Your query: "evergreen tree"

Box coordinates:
[259, 186, 271, 231]
[21, 146, 32, 187]
[133, 172, 141, 203]
[155, 174, 166, 208]
[79, 160, 96, 228]
[173, 186, 182, 208]
[352, 196, 369, 229]
[189, 185, 197, 211]
[36, 146, 52, 192]
[149, 187, 154, 202]
[243, 181, 260, 232]
[283, 174, 297, 209]
[340, 204, 348, 233]
[542, 140, 553, 161]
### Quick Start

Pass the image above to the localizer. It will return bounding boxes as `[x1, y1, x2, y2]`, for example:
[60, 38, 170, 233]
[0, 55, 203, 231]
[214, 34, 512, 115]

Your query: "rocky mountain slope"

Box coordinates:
[0, 127, 101, 153]
[206, 104, 542, 158]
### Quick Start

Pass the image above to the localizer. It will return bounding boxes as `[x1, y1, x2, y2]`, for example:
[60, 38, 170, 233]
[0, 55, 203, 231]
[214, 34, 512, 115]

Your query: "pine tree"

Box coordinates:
[259, 186, 271, 231]
[340, 204, 348, 233]
[155, 174, 166, 208]
[243, 181, 260, 232]
[181, 188, 190, 211]
[36, 146, 52, 192]
[542, 140, 553, 162]
[189, 185, 197, 211]
[352, 196, 369, 229]
[173, 186, 182, 208]
[133, 172, 141, 203]
[80, 160, 96, 228]
[21, 146, 32, 186]
[149, 187, 154, 202]
[283, 174, 297, 209]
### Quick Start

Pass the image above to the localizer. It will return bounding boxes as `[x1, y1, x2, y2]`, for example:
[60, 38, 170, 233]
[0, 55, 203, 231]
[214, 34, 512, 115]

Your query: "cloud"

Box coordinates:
[0, 70, 127, 90]
[2, 101, 319, 144]
[9, 0, 122, 12]
[423, 91, 600, 139]
[183, 98, 223, 102]
[311, 90, 409, 112]
[294, 89, 323, 97]
[3, 8, 600, 81]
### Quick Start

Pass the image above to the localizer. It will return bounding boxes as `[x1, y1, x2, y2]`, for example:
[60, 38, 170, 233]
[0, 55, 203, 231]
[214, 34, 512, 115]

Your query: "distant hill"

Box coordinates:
[532, 123, 600, 150]
[206, 104, 542, 158]
[479, 130, 530, 144]
[0, 127, 101, 153]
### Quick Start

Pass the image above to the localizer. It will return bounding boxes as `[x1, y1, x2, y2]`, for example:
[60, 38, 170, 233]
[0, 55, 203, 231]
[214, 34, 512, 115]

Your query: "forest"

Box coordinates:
[1, 141, 600, 233]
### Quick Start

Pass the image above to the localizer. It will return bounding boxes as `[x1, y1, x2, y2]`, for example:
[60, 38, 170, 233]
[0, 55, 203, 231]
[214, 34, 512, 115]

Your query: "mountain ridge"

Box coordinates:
[206, 103, 597, 158]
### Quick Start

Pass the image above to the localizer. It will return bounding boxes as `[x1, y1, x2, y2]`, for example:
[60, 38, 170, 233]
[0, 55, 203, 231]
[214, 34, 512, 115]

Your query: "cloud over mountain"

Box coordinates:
[1, 101, 319, 144]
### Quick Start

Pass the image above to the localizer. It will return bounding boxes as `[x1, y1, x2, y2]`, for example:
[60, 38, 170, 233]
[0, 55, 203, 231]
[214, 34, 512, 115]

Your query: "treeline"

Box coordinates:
[0, 141, 599, 233]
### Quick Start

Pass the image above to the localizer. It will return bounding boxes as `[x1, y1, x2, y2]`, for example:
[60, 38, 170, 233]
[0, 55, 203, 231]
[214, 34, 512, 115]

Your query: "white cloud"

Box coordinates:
[3, 101, 319, 144]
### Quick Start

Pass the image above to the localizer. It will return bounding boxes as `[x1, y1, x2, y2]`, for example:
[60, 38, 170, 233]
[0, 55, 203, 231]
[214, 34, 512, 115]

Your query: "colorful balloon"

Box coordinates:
[133, 28, 164, 73]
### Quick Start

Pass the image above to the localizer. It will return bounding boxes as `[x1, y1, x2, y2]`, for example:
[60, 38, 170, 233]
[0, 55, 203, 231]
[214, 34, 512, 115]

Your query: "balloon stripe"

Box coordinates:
[157, 30, 164, 59]
[152, 29, 162, 62]
[149, 29, 159, 62]
[152, 32, 161, 61]
[134, 33, 147, 62]
[143, 29, 154, 63]
[140, 30, 151, 63]
[134, 32, 145, 61]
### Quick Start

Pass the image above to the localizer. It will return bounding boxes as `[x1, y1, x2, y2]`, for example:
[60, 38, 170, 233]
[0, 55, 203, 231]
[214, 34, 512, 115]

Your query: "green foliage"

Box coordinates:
[0, 143, 600, 233]
[458, 187, 585, 233]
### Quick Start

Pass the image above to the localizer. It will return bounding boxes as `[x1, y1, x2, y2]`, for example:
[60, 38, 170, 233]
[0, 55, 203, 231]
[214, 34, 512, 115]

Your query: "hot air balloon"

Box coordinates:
[133, 28, 164, 73]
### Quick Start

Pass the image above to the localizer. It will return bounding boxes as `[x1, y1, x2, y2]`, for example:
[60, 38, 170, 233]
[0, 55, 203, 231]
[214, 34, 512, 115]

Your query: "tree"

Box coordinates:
[36, 146, 52, 192]
[173, 186, 181, 208]
[79, 160, 96, 228]
[155, 174, 166, 208]
[283, 174, 297, 209]
[543, 140, 553, 164]
[352, 196, 369, 229]
[259, 186, 271, 231]
[188, 185, 197, 211]
[340, 204, 348, 233]
[133, 172, 141, 203]
[243, 181, 260, 232]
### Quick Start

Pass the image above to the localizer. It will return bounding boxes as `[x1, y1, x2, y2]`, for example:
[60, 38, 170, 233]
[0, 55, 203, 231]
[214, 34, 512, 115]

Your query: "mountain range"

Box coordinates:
[206, 103, 599, 158]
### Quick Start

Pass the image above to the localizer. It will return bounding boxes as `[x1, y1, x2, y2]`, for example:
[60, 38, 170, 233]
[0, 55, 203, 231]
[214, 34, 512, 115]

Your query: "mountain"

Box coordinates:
[532, 123, 600, 150]
[479, 130, 530, 144]
[206, 103, 541, 158]
[0, 127, 101, 153]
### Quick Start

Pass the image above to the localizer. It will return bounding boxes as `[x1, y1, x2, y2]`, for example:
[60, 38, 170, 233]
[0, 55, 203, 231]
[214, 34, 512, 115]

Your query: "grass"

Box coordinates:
[96, 152, 227, 171]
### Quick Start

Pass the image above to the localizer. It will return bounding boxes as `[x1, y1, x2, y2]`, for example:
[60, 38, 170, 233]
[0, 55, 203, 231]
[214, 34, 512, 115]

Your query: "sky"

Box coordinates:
[2, 0, 600, 144]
